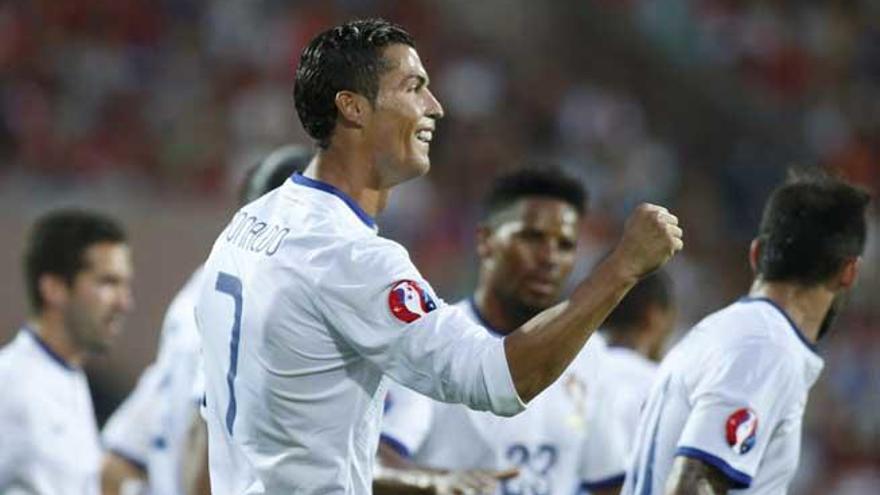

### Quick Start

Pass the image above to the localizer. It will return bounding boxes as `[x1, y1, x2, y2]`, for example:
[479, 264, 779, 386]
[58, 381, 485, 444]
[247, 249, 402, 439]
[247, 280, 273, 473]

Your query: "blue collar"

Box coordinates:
[739, 297, 819, 355]
[22, 326, 77, 371]
[468, 297, 506, 338]
[290, 173, 377, 229]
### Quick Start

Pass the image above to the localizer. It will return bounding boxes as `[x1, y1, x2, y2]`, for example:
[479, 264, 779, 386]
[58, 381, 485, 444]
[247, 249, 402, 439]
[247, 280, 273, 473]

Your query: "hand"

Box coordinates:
[433, 468, 519, 495]
[611, 203, 683, 279]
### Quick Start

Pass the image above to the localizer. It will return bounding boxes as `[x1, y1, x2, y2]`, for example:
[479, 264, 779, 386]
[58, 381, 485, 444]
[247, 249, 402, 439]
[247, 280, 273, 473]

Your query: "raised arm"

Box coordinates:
[665, 456, 734, 495]
[505, 204, 682, 401]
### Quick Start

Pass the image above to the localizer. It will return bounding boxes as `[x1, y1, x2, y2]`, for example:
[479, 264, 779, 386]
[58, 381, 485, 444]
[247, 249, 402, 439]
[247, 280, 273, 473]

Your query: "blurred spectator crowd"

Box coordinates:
[0, 1, 877, 493]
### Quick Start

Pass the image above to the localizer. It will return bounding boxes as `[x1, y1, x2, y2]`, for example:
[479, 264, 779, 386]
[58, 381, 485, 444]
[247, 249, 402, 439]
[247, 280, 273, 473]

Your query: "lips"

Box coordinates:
[526, 277, 558, 296]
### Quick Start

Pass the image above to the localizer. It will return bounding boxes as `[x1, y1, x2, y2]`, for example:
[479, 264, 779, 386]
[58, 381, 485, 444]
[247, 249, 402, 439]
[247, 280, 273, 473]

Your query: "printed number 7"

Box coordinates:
[215, 272, 243, 435]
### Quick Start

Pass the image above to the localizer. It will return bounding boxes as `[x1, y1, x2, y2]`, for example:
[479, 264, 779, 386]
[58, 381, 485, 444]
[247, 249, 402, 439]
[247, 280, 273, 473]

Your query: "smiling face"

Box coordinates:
[363, 43, 444, 187]
[61, 242, 134, 354]
[479, 197, 580, 315]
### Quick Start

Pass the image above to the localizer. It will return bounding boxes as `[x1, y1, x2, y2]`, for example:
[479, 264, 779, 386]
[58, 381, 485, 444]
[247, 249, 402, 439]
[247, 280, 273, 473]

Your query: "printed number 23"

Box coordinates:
[215, 272, 243, 435]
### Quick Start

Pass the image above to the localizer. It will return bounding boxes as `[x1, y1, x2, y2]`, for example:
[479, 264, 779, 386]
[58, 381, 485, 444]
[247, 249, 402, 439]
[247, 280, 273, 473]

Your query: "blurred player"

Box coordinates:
[0, 210, 133, 494]
[623, 171, 870, 494]
[377, 167, 595, 494]
[578, 271, 675, 494]
[100, 145, 312, 495]
[195, 18, 682, 494]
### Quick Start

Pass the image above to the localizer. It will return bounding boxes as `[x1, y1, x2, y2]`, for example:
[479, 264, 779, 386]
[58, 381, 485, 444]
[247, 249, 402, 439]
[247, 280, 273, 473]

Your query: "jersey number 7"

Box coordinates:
[215, 272, 243, 436]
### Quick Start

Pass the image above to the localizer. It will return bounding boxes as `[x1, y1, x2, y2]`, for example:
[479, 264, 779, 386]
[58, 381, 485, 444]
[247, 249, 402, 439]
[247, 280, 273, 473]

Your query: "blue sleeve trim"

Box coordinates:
[107, 446, 148, 473]
[580, 473, 625, 491]
[675, 446, 752, 489]
[379, 433, 413, 459]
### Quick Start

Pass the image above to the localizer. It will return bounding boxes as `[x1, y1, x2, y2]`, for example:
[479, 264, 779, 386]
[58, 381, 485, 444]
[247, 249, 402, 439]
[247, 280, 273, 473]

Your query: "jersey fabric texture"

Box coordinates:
[195, 174, 525, 494]
[623, 297, 824, 495]
[102, 268, 206, 495]
[0, 329, 101, 494]
[576, 332, 658, 492]
[381, 299, 621, 495]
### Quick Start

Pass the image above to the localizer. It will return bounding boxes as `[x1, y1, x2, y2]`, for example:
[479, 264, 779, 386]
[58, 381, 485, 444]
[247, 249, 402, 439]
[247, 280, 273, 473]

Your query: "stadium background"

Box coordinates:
[0, 1, 877, 492]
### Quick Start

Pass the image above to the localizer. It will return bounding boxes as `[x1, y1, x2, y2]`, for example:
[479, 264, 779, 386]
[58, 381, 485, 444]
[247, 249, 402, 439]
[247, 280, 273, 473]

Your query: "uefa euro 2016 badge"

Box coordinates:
[725, 408, 758, 454]
[388, 280, 438, 323]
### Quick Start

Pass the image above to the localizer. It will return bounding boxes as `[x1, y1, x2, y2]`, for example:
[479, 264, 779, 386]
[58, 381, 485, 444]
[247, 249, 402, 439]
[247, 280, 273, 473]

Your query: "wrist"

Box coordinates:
[602, 249, 641, 286]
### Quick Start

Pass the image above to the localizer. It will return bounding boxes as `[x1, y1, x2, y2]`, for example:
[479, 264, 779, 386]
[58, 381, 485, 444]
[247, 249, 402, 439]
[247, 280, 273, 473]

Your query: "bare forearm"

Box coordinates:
[375, 442, 438, 494]
[665, 457, 733, 495]
[373, 468, 436, 495]
[504, 252, 638, 402]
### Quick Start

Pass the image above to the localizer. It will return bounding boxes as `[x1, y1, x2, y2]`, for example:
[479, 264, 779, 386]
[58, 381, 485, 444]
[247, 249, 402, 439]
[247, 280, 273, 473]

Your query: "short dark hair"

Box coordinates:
[294, 18, 414, 149]
[482, 167, 588, 222]
[24, 210, 127, 313]
[239, 145, 312, 205]
[605, 270, 673, 333]
[756, 169, 870, 285]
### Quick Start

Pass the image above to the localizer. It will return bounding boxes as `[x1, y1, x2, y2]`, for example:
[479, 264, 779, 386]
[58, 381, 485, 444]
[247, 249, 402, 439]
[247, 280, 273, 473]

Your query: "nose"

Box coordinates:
[117, 284, 135, 313]
[424, 88, 444, 120]
[536, 239, 564, 270]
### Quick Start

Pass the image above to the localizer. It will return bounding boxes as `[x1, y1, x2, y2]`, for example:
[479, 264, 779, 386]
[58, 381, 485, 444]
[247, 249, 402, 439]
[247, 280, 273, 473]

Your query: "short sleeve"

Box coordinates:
[313, 237, 525, 417]
[101, 364, 164, 470]
[674, 343, 799, 489]
[380, 382, 434, 458]
[578, 377, 629, 491]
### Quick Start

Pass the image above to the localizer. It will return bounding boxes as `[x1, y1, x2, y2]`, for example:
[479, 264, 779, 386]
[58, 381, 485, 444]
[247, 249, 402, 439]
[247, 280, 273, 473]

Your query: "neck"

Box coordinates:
[604, 329, 653, 357]
[472, 286, 536, 336]
[29, 313, 85, 368]
[305, 145, 390, 217]
[748, 279, 833, 344]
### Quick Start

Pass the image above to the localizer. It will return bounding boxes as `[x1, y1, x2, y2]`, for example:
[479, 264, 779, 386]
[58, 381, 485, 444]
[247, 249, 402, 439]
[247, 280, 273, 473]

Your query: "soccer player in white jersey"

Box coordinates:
[0, 210, 133, 494]
[195, 18, 683, 494]
[623, 171, 871, 495]
[100, 145, 313, 495]
[579, 271, 675, 494]
[375, 167, 600, 494]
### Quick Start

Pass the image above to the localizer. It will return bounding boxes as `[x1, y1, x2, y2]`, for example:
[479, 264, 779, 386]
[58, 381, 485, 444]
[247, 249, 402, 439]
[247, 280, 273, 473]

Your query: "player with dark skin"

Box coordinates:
[295, 19, 683, 410]
[375, 168, 586, 494]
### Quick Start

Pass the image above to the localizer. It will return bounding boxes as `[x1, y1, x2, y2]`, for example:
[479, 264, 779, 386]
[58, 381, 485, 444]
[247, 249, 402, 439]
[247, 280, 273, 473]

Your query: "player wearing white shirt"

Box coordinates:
[100, 145, 313, 495]
[196, 18, 683, 494]
[579, 271, 675, 495]
[623, 172, 870, 494]
[381, 300, 613, 495]
[378, 168, 611, 494]
[0, 210, 133, 495]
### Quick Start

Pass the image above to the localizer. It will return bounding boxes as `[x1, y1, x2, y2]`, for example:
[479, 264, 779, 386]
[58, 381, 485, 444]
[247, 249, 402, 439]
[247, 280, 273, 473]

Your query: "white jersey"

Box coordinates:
[0, 329, 101, 495]
[623, 297, 825, 494]
[194, 174, 524, 494]
[576, 332, 658, 492]
[381, 299, 621, 494]
[102, 268, 206, 495]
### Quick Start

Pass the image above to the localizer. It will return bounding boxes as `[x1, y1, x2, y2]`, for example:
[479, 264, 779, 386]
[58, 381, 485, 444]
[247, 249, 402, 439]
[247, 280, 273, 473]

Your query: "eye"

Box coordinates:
[559, 239, 577, 252]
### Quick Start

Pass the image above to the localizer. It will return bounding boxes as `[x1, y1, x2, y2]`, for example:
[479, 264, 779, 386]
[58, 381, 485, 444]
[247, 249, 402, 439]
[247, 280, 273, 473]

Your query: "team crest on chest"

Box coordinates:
[388, 280, 437, 323]
[725, 408, 758, 454]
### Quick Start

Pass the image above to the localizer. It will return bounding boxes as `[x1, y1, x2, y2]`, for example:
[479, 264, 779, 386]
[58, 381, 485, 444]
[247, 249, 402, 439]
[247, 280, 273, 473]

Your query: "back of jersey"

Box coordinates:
[623, 298, 824, 495]
[195, 180, 362, 494]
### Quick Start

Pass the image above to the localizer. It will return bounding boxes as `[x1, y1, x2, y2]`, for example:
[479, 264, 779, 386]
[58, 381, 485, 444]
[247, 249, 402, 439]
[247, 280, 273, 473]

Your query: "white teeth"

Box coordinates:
[416, 130, 433, 143]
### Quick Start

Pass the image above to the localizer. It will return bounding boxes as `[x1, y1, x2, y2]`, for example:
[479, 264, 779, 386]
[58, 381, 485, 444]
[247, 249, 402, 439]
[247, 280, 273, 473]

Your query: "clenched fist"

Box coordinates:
[611, 203, 683, 279]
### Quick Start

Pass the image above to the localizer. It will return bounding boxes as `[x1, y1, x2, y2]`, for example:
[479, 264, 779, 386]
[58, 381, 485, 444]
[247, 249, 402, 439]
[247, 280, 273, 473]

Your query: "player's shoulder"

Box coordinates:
[0, 334, 43, 408]
[605, 346, 658, 383]
[313, 234, 416, 285]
